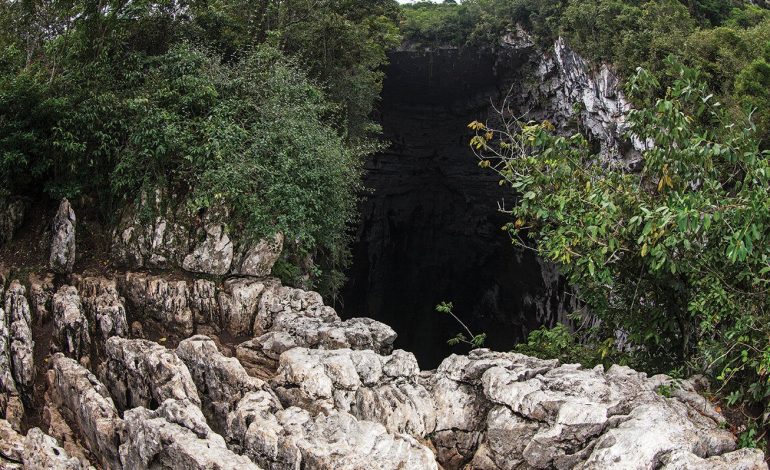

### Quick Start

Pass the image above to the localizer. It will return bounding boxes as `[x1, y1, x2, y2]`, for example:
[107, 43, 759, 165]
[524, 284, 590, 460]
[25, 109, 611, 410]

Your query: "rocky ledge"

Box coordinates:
[1, 270, 766, 470]
[0, 200, 767, 469]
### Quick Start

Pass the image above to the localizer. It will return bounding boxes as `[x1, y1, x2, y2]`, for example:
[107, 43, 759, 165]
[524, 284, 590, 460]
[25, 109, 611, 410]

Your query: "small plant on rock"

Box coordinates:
[436, 301, 487, 348]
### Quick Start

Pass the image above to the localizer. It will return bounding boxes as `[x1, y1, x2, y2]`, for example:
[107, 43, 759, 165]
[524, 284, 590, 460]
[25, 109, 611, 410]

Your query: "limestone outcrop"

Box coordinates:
[0, 288, 24, 430]
[48, 354, 122, 469]
[1, 419, 84, 469]
[3, 281, 34, 403]
[0, 269, 764, 470]
[427, 349, 767, 470]
[176, 335, 277, 434]
[102, 336, 200, 412]
[52, 285, 90, 362]
[73, 276, 128, 359]
[119, 398, 259, 470]
[271, 347, 436, 437]
[110, 191, 283, 277]
[50, 198, 77, 274]
[0, 198, 25, 248]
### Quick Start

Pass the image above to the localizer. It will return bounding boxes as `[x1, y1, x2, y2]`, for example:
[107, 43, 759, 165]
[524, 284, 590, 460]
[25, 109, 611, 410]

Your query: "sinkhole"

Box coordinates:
[339, 48, 573, 369]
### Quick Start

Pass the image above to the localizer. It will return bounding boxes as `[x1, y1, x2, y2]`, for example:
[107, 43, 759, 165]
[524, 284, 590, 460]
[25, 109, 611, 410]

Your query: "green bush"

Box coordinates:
[0, 1, 401, 293]
[471, 58, 770, 434]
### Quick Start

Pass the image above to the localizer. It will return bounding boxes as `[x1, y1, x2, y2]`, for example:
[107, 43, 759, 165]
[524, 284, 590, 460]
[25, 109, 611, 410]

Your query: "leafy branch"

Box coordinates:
[436, 301, 487, 348]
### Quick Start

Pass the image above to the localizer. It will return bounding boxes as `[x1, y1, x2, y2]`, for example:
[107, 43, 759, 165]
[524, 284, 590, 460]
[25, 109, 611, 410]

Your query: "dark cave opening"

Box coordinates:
[339, 49, 573, 369]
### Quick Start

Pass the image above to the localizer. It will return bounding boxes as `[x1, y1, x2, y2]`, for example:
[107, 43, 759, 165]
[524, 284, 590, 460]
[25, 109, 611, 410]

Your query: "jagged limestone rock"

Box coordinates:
[661, 448, 767, 470]
[28, 272, 55, 324]
[233, 232, 284, 277]
[118, 272, 194, 338]
[0, 418, 25, 468]
[271, 347, 436, 437]
[228, 396, 437, 470]
[50, 198, 77, 274]
[253, 284, 334, 335]
[73, 276, 129, 361]
[42, 402, 96, 469]
[118, 398, 260, 470]
[176, 335, 278, 434]
[425, 349, 765, 470]
[0, 297, 24, 431]
[48, 354, 122, 469]
[182, 222, 234, 276]
[3, 281, 34, 403]
[0, 199, 25, 248]
[52, 285, 90, 362]
[103, 337, 200, 412]
[189, 278, 220, 329]
[218, 277, 277, 337]
[23, 427, 84, 470]
[238, 316, 396, 373]
[110, 190, 192, 270]
[428, 350, 556, 468]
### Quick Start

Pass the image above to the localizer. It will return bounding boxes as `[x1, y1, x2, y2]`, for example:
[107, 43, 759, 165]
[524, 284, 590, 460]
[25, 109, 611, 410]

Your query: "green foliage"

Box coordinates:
[0, 0, 398, 293]
[472, 59, 770, 432]
[400, 2, 476, 46]
[514, 324, 620, 367]
[400, 1, 770, 141]
[436, 301, 487, 348]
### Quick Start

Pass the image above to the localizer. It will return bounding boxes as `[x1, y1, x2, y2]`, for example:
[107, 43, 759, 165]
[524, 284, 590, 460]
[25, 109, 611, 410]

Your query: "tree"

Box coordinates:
[470, 58, 770, 430]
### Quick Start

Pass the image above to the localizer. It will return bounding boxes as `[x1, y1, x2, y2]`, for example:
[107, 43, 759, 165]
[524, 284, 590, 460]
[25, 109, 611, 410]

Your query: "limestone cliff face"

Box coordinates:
[340, 34, 632, 368]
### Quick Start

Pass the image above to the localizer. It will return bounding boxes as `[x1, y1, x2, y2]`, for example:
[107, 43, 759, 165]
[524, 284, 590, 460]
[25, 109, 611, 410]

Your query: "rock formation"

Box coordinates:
[0, 265, 766, 469]
[50, 198, 77, 274]
[0, 198, 25, 248]
[110, 191, 284, 278]
[52, 285, 90, 363]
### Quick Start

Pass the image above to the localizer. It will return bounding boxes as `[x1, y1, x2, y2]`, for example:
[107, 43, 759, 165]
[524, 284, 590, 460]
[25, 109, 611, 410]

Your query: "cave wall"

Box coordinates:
[339, 48, 577, 368]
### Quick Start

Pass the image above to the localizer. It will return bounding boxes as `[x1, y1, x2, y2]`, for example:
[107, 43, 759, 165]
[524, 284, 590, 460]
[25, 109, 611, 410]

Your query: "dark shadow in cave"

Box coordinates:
[338, 49, 573, 369]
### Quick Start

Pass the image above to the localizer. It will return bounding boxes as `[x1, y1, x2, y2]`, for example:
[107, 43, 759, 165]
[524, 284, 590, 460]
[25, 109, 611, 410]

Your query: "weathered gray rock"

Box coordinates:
[425, 349, 766, 470]
[183, 222, 234, 276]
[237, 405, 437, 470]
[233, 232, 284, 277]
[48, 354, 122, 469]
[28, 272, 55, 324]
[119, 272, 194, 337]
[272, 348, 436, 437]
[0, 199, 25, 247]
[110, 190, 192, 270]
[3, 281, 34, 401]
[50, 198, 77, 274]
[1, 421, 85, 469]
[103, 337, 200, 412]
[0, 299, 23, 431]
[217, 277, 276, 337]
[661, 447, 767, 469]
[118, 398, 260, 470]
[52, 285, 90, 362]
[0, 418, 24, 468]
[238, 316, 396, 373]
[176, 335, 278, 434]
[429, 350, 556, 468]
[73, 276, 128, 359]
[253, 284, 335, 336]
[23, 427, 84, 469]
[501, 33, 643, 164]
[189, 278, 220, 328]
[42, 402, 95, 469]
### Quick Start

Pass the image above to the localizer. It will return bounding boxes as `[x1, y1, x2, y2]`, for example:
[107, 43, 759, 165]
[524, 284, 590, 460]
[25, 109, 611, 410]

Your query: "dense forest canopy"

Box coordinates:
[0, 0, 401, 293]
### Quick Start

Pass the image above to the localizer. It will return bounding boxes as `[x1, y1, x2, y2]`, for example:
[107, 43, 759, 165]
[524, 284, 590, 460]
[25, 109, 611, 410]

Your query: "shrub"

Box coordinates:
[471, 58, 770, 430]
